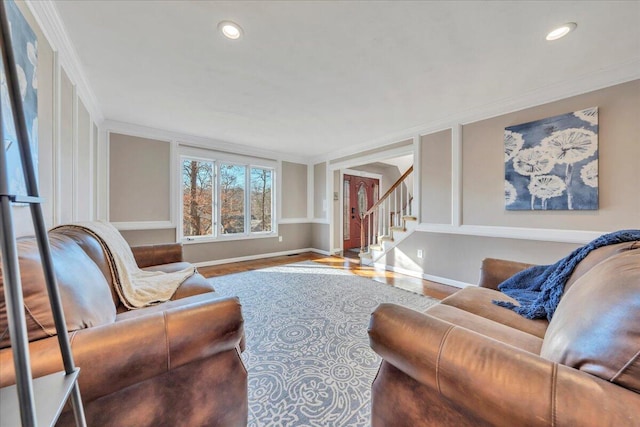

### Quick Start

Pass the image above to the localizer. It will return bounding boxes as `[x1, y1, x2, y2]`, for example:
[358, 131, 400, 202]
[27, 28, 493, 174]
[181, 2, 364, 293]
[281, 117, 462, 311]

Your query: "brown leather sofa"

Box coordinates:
[0, 226, 247, 426]
[368, 241, 640, 426]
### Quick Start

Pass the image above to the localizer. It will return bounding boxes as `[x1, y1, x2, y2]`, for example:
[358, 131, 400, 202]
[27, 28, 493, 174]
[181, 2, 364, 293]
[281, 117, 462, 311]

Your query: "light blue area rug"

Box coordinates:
[209, 261, 437, 426]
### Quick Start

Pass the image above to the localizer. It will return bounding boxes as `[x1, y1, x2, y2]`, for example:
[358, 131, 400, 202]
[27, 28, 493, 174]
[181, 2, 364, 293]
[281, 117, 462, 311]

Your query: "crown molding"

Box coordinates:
[25, 0, 104, 123]
[20, 0, 640, 165]
[320, 59, 640, 165]
[103, 119, 309, 164]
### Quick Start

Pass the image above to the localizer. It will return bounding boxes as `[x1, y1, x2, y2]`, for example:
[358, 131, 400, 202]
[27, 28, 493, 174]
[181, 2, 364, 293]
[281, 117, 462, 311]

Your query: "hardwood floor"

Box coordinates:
[198, 252, 459, 300]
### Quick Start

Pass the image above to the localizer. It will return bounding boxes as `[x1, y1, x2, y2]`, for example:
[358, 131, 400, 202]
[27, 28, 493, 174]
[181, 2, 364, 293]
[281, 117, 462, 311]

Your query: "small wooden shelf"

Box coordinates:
[0, 370, 79, 427]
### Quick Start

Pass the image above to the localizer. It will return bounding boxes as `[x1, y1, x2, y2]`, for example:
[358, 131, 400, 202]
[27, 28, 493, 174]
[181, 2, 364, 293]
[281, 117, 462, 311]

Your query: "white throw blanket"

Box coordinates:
[54, 221, 195, 309]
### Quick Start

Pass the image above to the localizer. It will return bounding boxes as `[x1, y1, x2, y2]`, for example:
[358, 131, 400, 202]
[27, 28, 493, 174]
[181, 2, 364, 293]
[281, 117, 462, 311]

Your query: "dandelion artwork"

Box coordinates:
[504, 107, 598, 210]
[1, 0, 38, 198]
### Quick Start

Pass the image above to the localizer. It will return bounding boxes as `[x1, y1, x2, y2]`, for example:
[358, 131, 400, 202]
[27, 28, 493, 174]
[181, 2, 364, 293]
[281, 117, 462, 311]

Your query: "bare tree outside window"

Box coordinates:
[182, 159, 213, 237]
[220, 164, 245, 234]
[251, 168, 272, 232]
[181, 157, 274, 239]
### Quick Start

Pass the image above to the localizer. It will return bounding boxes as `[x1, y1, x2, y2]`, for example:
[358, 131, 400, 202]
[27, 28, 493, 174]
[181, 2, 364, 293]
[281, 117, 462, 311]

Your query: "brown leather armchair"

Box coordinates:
[0, 226, 247, 426]
[369, 241, 640, 426]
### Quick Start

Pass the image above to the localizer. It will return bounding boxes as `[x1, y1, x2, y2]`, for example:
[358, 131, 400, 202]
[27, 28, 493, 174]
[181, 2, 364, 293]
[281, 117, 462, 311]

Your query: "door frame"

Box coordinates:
[327, 142, 417, 256]
[339, 169, 382, 254]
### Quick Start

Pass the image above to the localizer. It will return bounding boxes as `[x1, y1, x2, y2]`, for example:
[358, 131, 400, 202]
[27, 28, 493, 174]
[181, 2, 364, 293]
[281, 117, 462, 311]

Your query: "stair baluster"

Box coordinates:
[359, 166, 414, 260]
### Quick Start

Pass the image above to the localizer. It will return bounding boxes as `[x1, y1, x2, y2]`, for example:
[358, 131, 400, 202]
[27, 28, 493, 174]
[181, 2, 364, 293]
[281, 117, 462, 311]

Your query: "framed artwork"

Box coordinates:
[1, 0, 38, 197]
[504, 107, 598, 210]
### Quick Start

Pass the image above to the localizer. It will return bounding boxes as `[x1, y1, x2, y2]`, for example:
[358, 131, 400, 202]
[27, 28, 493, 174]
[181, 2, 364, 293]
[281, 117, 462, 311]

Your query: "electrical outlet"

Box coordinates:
[417, 249, 423, 259]
[278, 236, 283, 242]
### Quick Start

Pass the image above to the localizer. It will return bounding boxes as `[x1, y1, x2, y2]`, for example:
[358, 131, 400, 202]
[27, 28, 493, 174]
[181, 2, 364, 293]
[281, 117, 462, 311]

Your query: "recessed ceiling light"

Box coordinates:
[218, 21, 243, 40]
[546, 22, 577, 41]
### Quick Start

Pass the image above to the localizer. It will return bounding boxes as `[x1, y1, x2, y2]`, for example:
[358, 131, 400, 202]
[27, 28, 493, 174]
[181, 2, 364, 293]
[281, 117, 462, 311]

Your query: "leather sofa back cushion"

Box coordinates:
[541, 244, 640, 392]
[0, 235, 116, 349]
[51, 227, 120, 306]
[563, 241, 639, 294]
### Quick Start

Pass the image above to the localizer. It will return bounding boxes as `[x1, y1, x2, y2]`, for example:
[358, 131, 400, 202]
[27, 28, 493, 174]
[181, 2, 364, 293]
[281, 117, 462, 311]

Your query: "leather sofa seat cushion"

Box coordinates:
[0, 235, 116, 349]
[541, 244, 640, 392]
[440, 286, 549, 338]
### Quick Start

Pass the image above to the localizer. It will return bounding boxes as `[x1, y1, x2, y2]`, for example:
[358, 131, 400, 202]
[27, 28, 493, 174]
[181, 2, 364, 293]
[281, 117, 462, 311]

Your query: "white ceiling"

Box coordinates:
[53, 1, 640, 160]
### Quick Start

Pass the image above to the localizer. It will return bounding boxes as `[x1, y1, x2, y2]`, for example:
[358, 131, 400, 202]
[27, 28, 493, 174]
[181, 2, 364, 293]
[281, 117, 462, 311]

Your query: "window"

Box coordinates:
[182, 159, 214, 238]
[180, 150, 276, 241]
[250, 167, 272, 232]
[220, 163, 245, 234]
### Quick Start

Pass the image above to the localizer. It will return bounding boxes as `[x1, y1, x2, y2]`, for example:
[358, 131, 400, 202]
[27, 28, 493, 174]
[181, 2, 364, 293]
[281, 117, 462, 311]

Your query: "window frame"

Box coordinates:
[178, 146, 277, 244]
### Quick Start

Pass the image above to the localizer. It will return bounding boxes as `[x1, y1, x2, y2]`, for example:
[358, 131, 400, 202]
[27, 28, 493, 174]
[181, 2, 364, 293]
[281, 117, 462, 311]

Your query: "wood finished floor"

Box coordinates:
[198, 252, 458, 300]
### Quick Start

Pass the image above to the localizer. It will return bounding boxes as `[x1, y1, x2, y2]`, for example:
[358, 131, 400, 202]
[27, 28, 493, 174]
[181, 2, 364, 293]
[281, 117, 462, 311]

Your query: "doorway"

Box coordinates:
[343, 174, 379, 252]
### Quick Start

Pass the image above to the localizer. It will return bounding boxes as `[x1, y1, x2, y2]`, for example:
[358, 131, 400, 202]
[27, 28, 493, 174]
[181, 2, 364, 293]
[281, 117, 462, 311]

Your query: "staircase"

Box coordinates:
[359, 166, 416, 266]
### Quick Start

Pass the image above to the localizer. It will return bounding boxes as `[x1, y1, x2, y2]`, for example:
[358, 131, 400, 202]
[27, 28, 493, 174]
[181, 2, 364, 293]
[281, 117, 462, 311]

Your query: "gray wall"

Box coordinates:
[330, 139, 412, 165]
[332, 170, 340, 250]
[393, 80, 640, 285]
[421, 129, 451, 224]
[383, 233, 580, 285]
[311, 223, 330, 253]
[462, 80, 639, 230]
[120, 229, 177, 246]
[181, 223, 312, 263]
[76, 100, 92, 221]
[351, 163, 401, 195]
[120, 223, 314, 263]
[281, 161, 308, 218]
[109, 133, 171, 222]
[110, 133, 318, 261]
[314, 162, 327, 219]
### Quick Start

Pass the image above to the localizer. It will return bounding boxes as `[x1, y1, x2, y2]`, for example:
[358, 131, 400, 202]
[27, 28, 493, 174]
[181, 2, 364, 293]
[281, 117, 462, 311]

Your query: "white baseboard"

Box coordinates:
[422, 273, 474, 289]
[193, 247, 330, 267]
[312, 248, 332, 256]
[373, 262, 474, 289]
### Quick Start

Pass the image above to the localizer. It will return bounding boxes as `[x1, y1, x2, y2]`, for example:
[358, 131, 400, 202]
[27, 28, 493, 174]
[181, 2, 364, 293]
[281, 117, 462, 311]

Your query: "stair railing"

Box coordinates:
[360, 165, 413, 254]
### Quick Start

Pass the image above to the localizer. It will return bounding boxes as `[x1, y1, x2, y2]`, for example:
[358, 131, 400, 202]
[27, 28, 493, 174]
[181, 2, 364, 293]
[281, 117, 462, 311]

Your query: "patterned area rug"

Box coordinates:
[209, 261, 437, 426]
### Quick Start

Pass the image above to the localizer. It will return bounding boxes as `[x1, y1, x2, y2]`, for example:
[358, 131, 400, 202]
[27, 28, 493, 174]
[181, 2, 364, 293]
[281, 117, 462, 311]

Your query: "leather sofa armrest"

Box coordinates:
[131, 243, 184, 267]
[368, 303, 640, 426]
[0, 295, 244, 403]
[478, 257, 534, 289]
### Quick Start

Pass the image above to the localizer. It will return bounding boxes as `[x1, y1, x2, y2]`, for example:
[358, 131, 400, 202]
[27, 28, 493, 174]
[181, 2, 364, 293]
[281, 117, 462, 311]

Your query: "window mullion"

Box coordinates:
[213, 162, 217, 238]
[245, 165, 251, 236]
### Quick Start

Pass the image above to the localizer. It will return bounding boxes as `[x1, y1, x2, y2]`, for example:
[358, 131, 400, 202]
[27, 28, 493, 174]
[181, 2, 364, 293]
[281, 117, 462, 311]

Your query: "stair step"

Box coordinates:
[402, 215, 417, 221]
[390, 226, 406, 232]
[379, 235, 394, 242]
[369, 244, 383, 251]
[359, 252, 372, 259]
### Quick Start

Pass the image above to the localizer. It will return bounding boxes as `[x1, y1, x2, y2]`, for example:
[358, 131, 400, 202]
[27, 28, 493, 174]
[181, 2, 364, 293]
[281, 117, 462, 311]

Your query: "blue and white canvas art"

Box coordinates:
[1, 0, 38, 197]
[504, 107, 598, 210]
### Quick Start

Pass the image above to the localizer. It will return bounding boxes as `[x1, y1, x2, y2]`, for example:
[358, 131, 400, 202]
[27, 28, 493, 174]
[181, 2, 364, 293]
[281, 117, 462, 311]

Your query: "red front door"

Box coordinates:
[343, 175, 379, 251]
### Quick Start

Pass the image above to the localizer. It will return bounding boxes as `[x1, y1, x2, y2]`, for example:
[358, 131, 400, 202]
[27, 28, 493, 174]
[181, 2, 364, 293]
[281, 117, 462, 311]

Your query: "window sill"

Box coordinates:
[182, 232, 278, 245]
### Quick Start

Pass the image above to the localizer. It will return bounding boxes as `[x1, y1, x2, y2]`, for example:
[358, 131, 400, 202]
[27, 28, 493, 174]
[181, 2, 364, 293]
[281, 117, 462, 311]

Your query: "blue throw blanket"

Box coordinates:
[493, 229, 640, 321]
